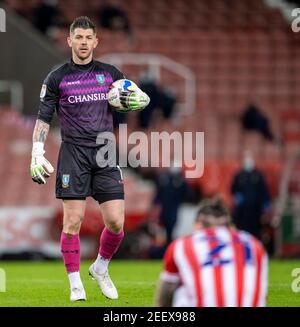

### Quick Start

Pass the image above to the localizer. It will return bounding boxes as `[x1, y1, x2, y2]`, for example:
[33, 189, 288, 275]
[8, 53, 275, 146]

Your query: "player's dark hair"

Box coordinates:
[195, 197, 231, 227]
[70, 16, 96, 35]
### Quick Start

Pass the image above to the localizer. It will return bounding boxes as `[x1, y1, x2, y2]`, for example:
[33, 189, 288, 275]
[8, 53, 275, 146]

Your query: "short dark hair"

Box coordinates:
[70, 16, 96, 35]
[195, 197, 231, 227]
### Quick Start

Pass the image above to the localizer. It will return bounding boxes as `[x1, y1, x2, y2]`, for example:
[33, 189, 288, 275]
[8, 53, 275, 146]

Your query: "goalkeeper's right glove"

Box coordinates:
[120, 89, 150, 111]
[30, 142, 54, 184]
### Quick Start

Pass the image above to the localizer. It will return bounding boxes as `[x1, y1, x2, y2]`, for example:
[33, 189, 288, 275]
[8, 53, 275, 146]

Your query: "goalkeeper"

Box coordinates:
[30, 16, 149, 302]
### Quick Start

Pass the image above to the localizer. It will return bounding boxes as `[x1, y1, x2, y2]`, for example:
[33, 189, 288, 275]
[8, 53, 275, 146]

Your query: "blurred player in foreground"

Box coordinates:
[155, 198, 268, 307]
[30, 16, 149, 302]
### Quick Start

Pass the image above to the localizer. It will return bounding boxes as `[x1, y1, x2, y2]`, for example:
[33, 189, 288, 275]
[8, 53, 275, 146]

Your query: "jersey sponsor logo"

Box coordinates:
[66, 81, 81, 86]
[62, 174, 70, 188]
[40, 84, 47, 100]
[68, 93, 108, 103]
[197, 235, 254, 267]
[96, 74, 105, 85]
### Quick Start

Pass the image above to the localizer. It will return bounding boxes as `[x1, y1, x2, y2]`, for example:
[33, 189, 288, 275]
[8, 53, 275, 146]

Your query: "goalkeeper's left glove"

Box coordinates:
[30, 142, 54, 184]
[120, 89, 150, 111]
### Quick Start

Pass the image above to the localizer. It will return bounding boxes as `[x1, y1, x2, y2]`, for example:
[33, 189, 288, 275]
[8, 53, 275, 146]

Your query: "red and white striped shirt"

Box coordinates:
[161, 226, 268, 307]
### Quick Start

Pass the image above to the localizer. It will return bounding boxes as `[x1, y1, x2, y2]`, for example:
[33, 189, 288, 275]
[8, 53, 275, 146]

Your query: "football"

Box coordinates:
[107, 79, 149, 112]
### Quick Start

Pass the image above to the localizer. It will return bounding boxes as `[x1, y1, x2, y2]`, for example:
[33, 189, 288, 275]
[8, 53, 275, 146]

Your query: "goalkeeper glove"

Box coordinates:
[30, 142, 54, 184]
[120, 89, 150, 111]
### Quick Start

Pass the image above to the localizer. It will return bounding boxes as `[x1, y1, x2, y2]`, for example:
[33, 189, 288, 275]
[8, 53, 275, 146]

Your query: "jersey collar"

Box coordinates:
[70, 58, 94, 70]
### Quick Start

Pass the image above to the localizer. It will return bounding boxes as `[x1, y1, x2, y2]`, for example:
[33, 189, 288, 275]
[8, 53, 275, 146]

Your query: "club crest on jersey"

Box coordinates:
[96, 74, 105, 85]
[62, 174, 70, 188]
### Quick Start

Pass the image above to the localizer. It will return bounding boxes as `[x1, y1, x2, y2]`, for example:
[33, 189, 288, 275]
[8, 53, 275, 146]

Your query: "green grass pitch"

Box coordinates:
[0, 260, 299, 306]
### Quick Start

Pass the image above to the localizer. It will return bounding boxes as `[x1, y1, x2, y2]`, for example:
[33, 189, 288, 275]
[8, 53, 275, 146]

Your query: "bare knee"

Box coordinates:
[101, 200, 124, 234]
[105, 213, 124, 234]
[63, 214, 84, 234]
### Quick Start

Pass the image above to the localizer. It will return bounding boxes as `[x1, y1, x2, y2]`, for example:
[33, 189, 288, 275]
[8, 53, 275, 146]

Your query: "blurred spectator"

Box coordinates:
[241, 103, 274, 141]
[138, 71, 160, 129]
[151, 163, 200, 252]
[231, 151, 272, 240]
[5, 0, 62, 35]
[137, 70, 177, 129]
[32, 0, 61, 34]
[143, 219, 167, 259]
[98, 0, 133, 41]
[158, 87, 177, 120]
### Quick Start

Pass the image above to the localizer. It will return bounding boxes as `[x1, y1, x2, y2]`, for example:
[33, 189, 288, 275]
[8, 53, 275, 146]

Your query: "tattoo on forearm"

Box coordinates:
[33, 119, 50, 143]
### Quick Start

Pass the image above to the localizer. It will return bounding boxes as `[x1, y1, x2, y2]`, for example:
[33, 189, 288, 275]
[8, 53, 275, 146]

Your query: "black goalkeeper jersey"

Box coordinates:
[38, 59, 124, 147]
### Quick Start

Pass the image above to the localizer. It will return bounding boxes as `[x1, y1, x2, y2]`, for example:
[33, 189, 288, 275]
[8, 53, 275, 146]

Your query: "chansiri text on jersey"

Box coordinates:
[68, 92, 108, 103]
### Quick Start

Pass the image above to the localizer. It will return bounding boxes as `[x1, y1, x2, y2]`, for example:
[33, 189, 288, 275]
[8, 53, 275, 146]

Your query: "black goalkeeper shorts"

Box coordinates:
[56, 142, 124, 203]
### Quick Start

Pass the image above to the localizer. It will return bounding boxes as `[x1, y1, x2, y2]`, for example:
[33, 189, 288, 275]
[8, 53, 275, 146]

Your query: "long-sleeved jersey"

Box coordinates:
[38, 59, 124, 147]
